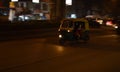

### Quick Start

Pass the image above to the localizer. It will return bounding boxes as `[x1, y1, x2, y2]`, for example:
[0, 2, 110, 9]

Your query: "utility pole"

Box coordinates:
[56, 0, 65, 20]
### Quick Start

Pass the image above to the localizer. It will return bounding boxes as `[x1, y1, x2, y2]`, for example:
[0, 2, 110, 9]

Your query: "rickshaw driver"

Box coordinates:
[73, 18, 90, 40]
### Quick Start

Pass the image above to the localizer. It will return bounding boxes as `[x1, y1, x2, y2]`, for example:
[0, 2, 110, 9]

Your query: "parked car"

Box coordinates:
[88, 20, 101, 28]
[115, 20, 120, 35]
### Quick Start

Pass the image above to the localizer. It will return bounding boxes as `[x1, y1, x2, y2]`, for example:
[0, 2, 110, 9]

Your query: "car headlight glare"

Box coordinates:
[115, 26, 118, 29]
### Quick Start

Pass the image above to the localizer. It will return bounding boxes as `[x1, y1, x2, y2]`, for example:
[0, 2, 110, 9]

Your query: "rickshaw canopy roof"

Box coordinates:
[60, 18, 89, 30]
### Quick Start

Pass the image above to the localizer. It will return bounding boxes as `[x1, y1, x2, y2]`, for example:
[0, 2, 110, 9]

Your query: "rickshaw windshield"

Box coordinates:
[74, 21, 85, 29]
[62, 20, 73, 28]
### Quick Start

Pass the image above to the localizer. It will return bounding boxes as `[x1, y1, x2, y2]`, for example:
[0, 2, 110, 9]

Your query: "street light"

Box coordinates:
[65, 0, 72, 6]
[11, 0, 18, 2]
[32, 0, 39, 3]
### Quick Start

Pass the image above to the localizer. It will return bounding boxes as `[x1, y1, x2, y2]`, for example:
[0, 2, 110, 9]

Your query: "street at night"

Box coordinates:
[0, 26, 120, 72]
[0, 0, 120, 72]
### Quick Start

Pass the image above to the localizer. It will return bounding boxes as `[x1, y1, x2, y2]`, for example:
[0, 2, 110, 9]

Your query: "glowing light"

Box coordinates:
[59, 35, 62, 38]
[106, 21, 113, 26]
[67, 30, 71, 32]
[11, 0, 18, 2]
[71, 14, 77, 18]
[66, 0, 72, 5]
[96, 20, 103, 24]
[8, 9, 15, 21]
[114, 26, 118, 29]
[32, 0, 39, 3]
[9, 2, 15, 8]
[113, 24, 118, 29]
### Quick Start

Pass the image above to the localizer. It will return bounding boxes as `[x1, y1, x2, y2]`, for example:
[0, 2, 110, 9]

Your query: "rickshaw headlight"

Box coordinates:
[67, 30, 71, 32]
[59, 35, 62, 38]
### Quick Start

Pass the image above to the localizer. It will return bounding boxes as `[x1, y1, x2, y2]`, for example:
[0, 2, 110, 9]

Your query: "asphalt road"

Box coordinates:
[0, 26, 120, 72]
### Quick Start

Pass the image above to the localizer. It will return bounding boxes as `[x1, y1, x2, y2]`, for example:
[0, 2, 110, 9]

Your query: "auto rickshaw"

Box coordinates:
[58, 18, 90, 44]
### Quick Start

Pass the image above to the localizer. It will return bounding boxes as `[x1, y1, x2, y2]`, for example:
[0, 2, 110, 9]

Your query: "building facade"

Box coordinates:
[64, 0, 102, 19]
[1, 0, 66, 21]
